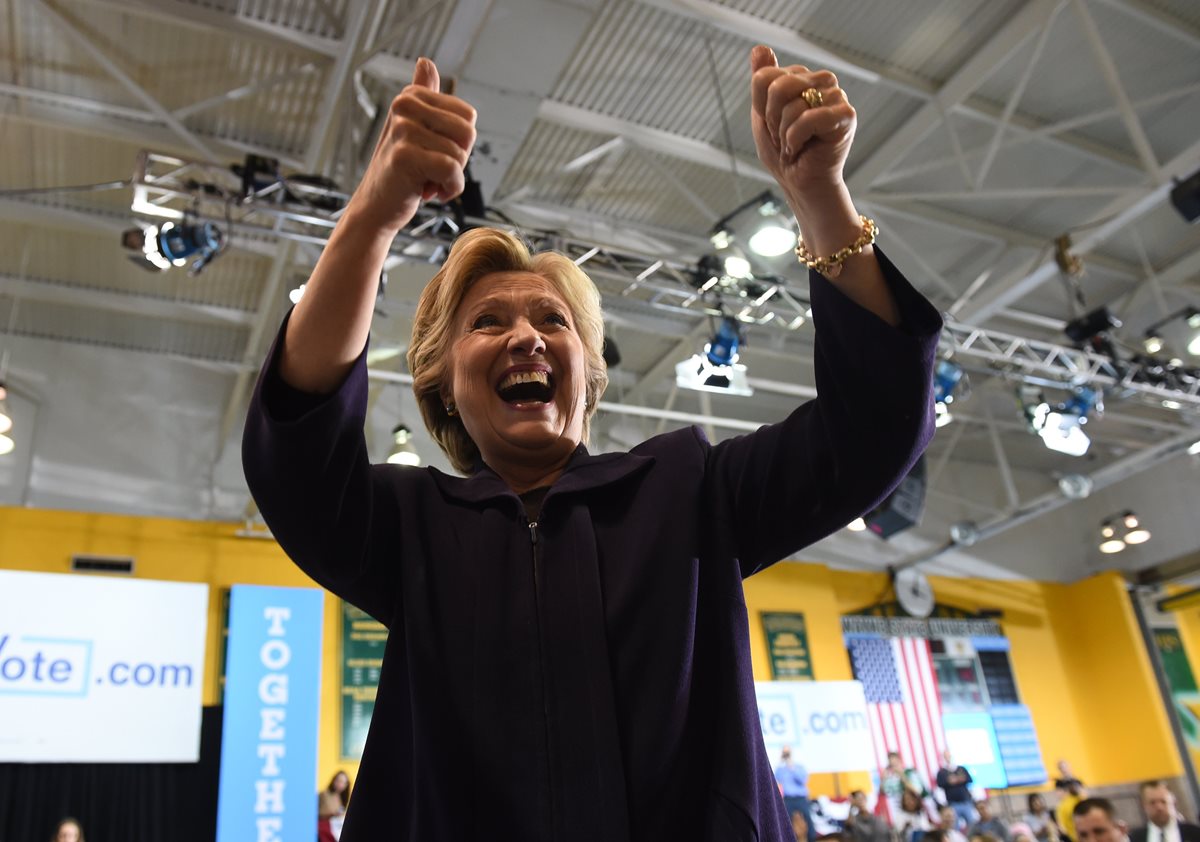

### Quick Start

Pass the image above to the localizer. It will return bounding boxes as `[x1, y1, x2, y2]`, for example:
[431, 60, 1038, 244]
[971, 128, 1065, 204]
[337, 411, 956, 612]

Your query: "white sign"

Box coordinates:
[0, 569, 208, 762]
[756, 680, 876, 773]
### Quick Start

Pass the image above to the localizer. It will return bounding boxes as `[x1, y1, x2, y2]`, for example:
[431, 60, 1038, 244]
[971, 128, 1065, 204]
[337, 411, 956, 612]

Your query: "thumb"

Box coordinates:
[750, 44, 777, 73]
[412, 56, 441, 92]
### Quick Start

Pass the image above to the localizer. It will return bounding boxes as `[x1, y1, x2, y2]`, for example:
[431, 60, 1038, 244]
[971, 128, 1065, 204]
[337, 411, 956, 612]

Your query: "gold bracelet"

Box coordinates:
[795, 215, 878, 279]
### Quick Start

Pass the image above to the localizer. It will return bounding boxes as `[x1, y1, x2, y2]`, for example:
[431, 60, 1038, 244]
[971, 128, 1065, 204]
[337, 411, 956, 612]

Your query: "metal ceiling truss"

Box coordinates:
[129, 148, 1200, 422]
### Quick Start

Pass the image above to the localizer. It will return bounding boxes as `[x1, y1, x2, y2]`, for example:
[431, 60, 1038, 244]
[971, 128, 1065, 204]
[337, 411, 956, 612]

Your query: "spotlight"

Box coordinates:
[1098, 521, 1125, 554]
[933, 359, 966, 427]
[1169, 166, 1200, 223]
[674, 316, 752, 396]
[1058, 473, 1093, 499]
[747, 199, 797, 257]
[1121, 511, 1150, 545]
[1064, 306, 1121, 344]
[950, 520, 980, 547]
[847, 517, 867, 532]
[1143, 334, 1164, 354]
[602, 335, 621, 368]
[710, 191, 797, 266]
[1019, 385, 1099, 457]
[121, 220, 224, 275]
[1189, 440, 1200, 456]
[386, 424, 420, 466]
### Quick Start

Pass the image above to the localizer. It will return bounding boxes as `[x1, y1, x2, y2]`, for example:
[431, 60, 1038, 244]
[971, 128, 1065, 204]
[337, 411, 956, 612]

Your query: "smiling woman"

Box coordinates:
[406, 228, 609, 484]
[242, 47, 942, 842]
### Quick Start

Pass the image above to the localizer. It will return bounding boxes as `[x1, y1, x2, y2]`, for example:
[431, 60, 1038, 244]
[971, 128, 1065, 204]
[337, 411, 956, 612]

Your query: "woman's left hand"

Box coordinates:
[749, 44, 856, 213]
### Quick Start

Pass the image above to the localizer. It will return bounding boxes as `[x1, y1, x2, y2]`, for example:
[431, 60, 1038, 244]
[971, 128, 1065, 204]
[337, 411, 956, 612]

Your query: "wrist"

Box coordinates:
[783, 181, 864, 256]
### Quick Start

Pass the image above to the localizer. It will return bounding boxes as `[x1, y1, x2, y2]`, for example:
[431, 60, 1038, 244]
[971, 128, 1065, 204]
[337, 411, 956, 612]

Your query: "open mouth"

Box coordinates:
[496, 369, 555, 405]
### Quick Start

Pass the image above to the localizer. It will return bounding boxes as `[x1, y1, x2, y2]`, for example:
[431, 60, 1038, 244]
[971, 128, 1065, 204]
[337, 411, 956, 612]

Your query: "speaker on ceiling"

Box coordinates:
[864, 455, 927, 539]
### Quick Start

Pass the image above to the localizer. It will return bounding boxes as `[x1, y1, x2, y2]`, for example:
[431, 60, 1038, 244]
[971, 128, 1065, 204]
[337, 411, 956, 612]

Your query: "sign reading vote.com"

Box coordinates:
[755, 680, 876, 773]
[0, 569, 208, 763]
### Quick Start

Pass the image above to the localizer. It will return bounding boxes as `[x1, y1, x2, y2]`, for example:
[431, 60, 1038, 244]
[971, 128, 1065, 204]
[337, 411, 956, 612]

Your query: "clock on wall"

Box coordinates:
[893, 567, 935, 618]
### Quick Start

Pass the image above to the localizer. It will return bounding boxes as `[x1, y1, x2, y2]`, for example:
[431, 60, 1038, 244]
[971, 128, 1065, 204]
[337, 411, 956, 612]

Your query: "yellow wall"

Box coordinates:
[743, 562, 1181, 793]
[0, 506, 1183, 797]
[0, 506, 359, 791]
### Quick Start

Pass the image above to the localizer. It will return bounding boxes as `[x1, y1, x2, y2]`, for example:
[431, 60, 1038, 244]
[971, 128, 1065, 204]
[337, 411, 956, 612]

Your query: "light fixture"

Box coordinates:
[1058, 473, 1093, 499]
[1019, 385, 1099, 457]
[710, 191, 797, 266]
[1189, 440, 1200, 456]
[847, 517, 867, 532]
[289, 284, 307, 305]
[1144, 334, 1164, 354]
[933, 359, 966, 428]
[121, 219, 225, 275]
[1139, 307, 1200, 358]
[1121, 511, 1150, 545]
[950, 520, 980, 547]
[1098, 522, 1125, 554]
[674, 316, 752, 396]
[386, 424, 420, 466]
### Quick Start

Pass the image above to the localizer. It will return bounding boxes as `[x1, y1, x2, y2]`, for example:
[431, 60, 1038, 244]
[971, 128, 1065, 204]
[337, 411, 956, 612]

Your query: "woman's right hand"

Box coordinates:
[347, 56, 477, 236]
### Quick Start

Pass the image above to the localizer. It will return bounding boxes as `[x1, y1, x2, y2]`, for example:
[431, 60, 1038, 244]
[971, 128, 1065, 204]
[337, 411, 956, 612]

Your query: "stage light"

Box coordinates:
[1098, 522, 1125, 554]
[933, 359, 966, 427]
[121, 220, 224, 275]
[0, 383, 11, 436]
[1019, 385, 1099, 457]
[1144, 334, 1164, 354]
[1064, 306, 1120, 344]
[386, 424, 420, 466]
[1121, 511, 1150, 544]
[1058, 473, 1093, 499]
[710, 191, 797, 266]
[1189, 440, 1200, 456]
[1169, 166, 1200, 223]
[675, 316, 753, 396]
[847, 518, 867, 532]
[950, 520, 980, 546]
[747, 199, 796, 257]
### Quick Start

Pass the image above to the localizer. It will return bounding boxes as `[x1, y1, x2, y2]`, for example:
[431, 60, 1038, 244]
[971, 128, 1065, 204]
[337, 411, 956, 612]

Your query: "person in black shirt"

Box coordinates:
[937, 750, 977, 829]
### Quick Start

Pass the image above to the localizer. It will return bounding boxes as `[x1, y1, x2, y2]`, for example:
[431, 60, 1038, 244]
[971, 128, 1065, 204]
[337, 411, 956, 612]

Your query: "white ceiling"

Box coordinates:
[1, 0, 1199, 583]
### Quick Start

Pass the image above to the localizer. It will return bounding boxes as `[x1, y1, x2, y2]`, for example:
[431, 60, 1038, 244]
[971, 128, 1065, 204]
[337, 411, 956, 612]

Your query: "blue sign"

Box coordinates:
[990, 704, 1048, 786]
[942, 711, 1008, 788]
[216, 585, 324, 842]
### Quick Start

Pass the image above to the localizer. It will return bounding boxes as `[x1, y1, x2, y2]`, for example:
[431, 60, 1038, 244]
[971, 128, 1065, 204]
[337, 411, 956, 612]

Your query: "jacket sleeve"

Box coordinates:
[700, 248, 942, 577]
[242, 311, 404, 627]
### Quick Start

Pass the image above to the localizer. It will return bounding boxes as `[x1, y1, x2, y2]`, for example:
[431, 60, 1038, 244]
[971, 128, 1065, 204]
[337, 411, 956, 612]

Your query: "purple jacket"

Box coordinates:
[243, 252, 941, 841]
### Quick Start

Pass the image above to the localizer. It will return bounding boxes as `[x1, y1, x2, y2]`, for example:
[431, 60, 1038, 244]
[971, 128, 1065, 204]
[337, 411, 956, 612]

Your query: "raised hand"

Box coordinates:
[348, 56, 478, 236]
[749, 45, 855, 209]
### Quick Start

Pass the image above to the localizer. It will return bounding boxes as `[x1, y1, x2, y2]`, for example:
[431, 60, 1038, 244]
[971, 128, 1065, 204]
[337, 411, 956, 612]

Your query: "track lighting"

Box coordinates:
[1098, 510, 1151, 554]
[386, 424, 420, 466]
[675, 316, 752, 396]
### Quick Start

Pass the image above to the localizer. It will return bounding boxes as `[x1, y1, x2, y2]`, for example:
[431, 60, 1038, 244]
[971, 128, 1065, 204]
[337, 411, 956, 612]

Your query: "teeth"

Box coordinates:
[498, 370, 550, 391]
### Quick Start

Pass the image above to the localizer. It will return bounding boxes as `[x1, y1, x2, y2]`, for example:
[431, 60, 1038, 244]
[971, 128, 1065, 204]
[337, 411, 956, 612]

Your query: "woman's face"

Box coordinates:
[447, 271, 586, 471]
[333, 772, 348, 792]
[56, 824, 80, 842]
[1031, 796, 1045, 813]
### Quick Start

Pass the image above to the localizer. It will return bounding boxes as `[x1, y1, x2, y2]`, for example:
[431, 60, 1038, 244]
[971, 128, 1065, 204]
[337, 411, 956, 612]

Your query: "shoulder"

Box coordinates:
[1128, 828, 1147, 842]
[1178, 824, 1200, 841]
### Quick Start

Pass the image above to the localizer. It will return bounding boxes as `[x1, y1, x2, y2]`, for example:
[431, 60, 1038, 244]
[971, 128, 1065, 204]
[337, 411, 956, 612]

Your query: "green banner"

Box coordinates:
[1154, 627, 1200, 747]
[761, 611, 814, 680]
[342, 602, 387, 761]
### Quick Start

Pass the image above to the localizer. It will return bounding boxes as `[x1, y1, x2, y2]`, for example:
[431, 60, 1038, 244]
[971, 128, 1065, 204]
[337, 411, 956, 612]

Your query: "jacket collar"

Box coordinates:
[428, 444, 655, 507]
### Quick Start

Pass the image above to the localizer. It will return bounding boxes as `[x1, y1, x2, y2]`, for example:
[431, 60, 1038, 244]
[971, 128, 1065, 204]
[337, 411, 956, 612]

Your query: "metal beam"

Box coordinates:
[847, 0, 1065, 192]
[0, 272, 256, 329]
[955, 137, 1200, 324]
[31, 0, 219, 163]
[172, 63, 320, 120]
[306, 0, 375, 173]
[537, 100, 774, 185]
[1096, 0, 1200, 51]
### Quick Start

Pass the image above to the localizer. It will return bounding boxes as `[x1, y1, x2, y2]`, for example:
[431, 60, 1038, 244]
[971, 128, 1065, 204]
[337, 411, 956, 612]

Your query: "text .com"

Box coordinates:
[0, 633, 195, 696]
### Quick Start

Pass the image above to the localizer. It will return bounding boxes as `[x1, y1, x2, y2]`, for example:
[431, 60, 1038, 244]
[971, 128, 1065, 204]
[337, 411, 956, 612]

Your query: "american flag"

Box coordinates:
[848, 636, 948, 799]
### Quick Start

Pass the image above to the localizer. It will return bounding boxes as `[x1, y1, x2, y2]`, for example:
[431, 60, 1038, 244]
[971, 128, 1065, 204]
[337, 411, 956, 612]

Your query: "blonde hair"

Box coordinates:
[407, 228, 608, 473]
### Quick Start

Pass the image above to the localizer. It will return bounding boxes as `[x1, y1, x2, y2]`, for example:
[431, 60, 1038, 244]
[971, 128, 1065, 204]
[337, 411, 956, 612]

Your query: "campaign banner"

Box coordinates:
[761, 612, 814, 680]
[0, 569, 207, 763]
[756, 680, 875, 772]
[216, 585, 324, 842]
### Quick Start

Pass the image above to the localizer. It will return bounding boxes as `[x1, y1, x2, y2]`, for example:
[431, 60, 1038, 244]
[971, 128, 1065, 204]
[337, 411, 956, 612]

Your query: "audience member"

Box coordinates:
[1058, 780, 1088, 842]
[927, 831, 950, 842]
[1055, 760, 1085, 792]
[1011, 822, 1037, 842]
[51, 819, 84, 842]
[776, 745, 816, 842]
[971, 799, 1012, 842]
[898, 789, 935, 842]
[1131, 781, 1200, 842]
[845, 790, 892, 842]
[884, 752, 930, 829]
[1073, 798, 1129, 842]
[1025, 794, 1061, 842]
[792, 808, 811, 842]
[940, 805, 969, 842]
[319, 769, 352, 842]
[938, 751, 978, 829]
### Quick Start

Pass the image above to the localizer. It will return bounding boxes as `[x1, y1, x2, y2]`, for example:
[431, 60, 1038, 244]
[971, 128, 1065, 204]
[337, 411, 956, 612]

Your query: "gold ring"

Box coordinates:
[802, 87, 823, 109]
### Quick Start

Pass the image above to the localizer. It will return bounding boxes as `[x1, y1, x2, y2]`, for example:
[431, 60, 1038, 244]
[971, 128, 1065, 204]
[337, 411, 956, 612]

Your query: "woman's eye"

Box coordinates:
[545, 312, 568, 327]
[472, 314, 499, 329]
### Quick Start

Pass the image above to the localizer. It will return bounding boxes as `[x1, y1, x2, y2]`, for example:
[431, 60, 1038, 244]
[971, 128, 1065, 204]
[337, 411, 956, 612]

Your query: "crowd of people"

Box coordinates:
[774, 752, 1195, 842]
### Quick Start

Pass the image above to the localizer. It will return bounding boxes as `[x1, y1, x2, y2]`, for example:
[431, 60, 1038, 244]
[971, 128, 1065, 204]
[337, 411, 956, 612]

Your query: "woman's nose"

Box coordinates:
[507, 318, 546, 355]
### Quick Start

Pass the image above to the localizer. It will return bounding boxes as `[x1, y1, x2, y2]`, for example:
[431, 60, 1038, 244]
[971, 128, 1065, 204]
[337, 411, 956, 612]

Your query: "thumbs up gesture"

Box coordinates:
[348, 57, 478, 236]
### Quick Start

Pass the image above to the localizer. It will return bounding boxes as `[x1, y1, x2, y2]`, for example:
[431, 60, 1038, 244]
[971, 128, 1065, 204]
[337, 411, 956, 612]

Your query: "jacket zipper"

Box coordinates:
[528, 518, 557, 837]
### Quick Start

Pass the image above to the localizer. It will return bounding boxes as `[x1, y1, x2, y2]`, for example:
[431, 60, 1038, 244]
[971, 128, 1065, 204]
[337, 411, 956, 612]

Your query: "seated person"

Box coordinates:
[971, 799, 1012, 842]
[940, 805, 969, 842]
[845, 790, 892, 842]
[1025, 794, 1061, 842]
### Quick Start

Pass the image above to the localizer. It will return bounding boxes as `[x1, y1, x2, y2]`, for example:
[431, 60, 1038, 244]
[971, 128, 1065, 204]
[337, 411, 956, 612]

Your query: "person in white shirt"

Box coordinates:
[1130, 781, 1200, 842]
